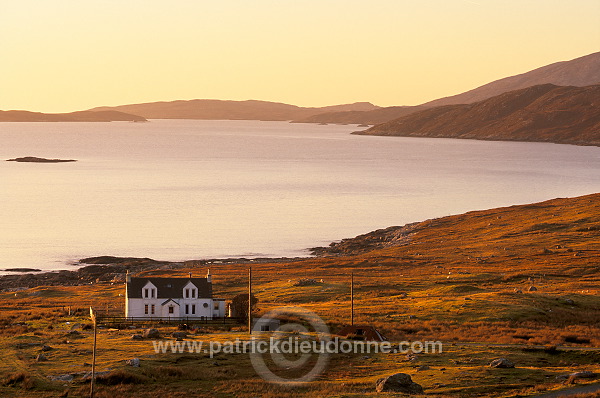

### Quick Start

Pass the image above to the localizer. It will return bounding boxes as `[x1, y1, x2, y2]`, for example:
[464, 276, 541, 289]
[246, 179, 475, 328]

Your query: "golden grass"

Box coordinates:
[1, 193, 599, 397]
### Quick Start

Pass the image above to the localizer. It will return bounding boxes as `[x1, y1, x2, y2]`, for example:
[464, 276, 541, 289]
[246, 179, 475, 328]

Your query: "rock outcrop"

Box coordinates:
[375, 373, 424, 394]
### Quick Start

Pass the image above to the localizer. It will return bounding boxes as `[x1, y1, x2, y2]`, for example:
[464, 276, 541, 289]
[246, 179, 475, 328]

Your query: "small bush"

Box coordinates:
[95, 370, 149, 385]
[564, 335, 591, 344]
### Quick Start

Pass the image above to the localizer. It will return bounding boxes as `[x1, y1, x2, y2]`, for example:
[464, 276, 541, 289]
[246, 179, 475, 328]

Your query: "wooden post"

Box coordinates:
[89, 307, 97, 398]
[351, 272, 354, 326]
[248, 267, 252, 335]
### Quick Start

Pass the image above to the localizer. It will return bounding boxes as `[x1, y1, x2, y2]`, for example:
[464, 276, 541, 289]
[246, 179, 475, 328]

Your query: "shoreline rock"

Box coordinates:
[0, 255, 305, 292]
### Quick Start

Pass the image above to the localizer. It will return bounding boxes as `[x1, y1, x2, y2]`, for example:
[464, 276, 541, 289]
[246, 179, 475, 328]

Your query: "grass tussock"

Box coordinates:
[96, 370, 150, 385]
[2, 371, 34, 390]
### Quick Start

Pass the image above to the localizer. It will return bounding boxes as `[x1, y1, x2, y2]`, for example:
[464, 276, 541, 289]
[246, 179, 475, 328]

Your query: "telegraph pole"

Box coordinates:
[248, 267, 252, 335]
[89, 307, 97, 398]
[351, 272, 354, 326]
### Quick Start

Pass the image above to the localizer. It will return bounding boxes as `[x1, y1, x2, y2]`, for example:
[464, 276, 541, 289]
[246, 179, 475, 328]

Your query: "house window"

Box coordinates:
[203, 303, 209, 308]
[185, 304, 189, 315]
[151, 289, 155, 298]
[214, 302, 219, 310]
[192, 289, 196, 298]
[144, 288, 149, 298]
[185, 288, 190, 298]
[144, 304, 149, 315]
[151, 304, 155, 315]
[168, 306, 174, 314]
[191, 304, 196, 315]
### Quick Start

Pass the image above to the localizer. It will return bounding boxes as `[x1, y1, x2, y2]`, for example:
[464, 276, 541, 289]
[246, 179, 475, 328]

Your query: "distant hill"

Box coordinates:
[355, 84, 600, 146]
[423, 52, 600, 107]
[90, 100, 379, 121]
[0, 110, 147, 122]
[293, 52, 600, 125]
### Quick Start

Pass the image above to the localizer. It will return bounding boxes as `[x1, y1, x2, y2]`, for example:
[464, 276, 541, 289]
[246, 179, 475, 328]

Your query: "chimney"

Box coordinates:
[206, 269, 212, 283]
[126, 270, 131, 283]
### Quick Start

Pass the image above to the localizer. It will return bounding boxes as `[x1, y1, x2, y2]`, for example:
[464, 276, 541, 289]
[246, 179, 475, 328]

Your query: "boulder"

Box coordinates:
[490, 358, 515, 368]
[81, 370, 111, 381]
[172, 331, 187, 339]
[126, 358, 140, 367]
[406, 353, 419, 361]
[65, 330, 83, 339]
[143, 328, 160, 339]
[556, 371, 597, 381]
[41, 345, 53, 352]
[375, 373, 424, 394]
[48, 374, 74, 382]
[36, 353, 48, 362]
[528, 286, 538, 292]
[131, 334, 143, 340]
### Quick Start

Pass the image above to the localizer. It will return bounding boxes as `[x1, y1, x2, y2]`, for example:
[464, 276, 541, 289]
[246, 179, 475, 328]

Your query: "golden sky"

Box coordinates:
[1, 0, 599, 112]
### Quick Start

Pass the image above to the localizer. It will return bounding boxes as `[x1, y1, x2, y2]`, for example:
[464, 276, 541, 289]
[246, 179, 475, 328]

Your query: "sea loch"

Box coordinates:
[1, 120, 599, 271]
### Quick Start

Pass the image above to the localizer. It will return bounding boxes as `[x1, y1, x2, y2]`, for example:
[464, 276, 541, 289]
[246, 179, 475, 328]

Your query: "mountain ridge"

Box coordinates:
[355, 83, 600, 146]
[90, 100, 380, 121]
[0, 110, 147, 122]
[423, 51, 600, 107]
[292, 51, 600, 125]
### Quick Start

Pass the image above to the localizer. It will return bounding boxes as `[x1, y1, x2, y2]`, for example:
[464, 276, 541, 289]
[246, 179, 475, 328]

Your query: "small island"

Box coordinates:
[2, 268, 42, 273]
[6, 157, 77, 163]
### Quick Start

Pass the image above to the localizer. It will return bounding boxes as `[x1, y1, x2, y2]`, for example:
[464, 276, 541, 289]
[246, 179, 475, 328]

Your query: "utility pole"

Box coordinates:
[89, 307, 97, 398]
[248, 267, 252, 335]
[351, 272, 354, 326]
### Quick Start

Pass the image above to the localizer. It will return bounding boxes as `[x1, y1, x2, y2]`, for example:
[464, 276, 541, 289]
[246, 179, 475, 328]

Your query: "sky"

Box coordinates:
[0, 0, 598, 113]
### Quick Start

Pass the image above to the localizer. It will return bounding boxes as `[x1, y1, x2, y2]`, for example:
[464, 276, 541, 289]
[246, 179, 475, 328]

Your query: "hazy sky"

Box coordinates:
[1, 0, 598, 112]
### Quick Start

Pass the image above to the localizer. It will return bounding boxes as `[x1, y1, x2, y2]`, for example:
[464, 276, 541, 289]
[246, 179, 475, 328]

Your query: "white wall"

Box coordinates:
[126, 298, 225, 319]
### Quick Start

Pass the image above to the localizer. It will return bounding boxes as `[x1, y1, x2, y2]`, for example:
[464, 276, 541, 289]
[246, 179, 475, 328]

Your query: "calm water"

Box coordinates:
[1, 119, 599, 271]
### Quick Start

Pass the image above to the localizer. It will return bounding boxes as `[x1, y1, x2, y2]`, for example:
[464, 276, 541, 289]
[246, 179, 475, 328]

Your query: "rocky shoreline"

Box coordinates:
[0, 221, 424, 292]
[0, 255, 305, 292]
[309, 222, 422, 256]
[4, 192, 599, 292]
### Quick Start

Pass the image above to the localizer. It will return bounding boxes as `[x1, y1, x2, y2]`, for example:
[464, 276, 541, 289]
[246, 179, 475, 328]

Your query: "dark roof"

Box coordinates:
[161, 298, 180, 306]
[127, 277, 212, 299]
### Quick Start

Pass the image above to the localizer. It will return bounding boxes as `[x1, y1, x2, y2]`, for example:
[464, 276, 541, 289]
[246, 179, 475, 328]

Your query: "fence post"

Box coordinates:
[89, 307, 97, 398]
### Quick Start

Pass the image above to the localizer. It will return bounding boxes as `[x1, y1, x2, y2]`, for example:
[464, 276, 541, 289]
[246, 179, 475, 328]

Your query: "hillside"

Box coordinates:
[1, 193, 599, 397]
[423, 51, 600, 107]
[291, 105, 429, 125]
[90, 100, 379, 121]
[356, 84, 600, 146]
[293, 52, 600, 126]
[0, 110, 147, 122]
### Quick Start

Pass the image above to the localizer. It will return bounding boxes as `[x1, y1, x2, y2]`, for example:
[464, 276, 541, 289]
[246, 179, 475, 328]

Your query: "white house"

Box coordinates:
[125, 271, 226, 319]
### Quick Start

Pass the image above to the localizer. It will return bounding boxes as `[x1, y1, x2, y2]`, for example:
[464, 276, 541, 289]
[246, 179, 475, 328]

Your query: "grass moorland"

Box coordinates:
[0, 193, 599, 397]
